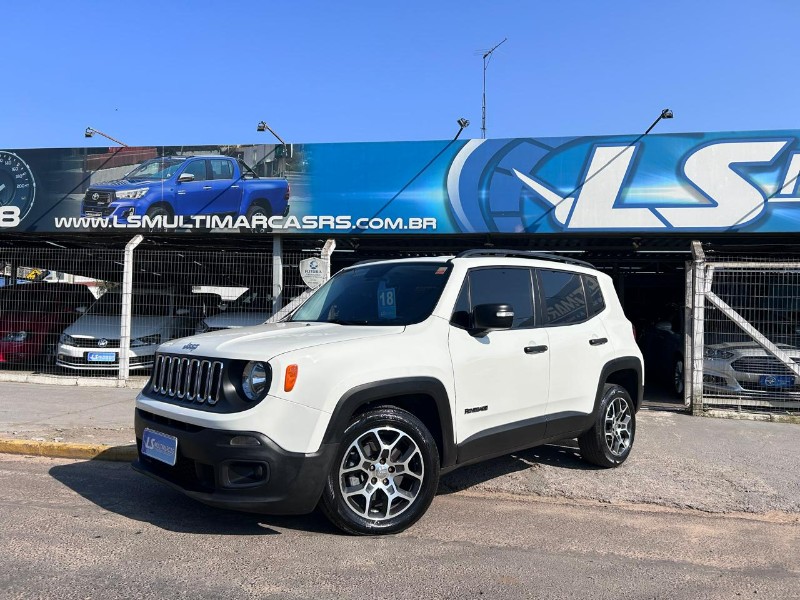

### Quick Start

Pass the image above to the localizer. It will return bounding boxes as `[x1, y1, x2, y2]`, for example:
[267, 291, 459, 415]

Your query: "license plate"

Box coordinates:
[759, 375, 795, 388]
[141, 428, 178, 466]
[87, 351, 116, 363]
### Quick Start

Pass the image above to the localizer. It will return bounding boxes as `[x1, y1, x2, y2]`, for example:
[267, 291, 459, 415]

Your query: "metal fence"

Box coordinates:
[687, 242, 800, 416]
[0, 237, 329, 386]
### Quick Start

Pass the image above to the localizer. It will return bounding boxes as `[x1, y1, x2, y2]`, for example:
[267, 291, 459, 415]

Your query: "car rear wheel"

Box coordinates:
[241, 203, 272, 233]
[578, 384, 636, 468]
[320, 407, 440, 535]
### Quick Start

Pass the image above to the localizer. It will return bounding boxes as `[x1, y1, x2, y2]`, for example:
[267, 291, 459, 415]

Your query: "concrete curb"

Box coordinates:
[0, 373, 148, 388]
[0, 438, 137, 462]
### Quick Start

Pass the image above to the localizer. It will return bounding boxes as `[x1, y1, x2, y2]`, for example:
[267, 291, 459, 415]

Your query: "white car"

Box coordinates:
[195, 288, 272, 333]
[704, 340, 800, 395]
[57, 290, 197, 371]
[133, 250, 644, 534]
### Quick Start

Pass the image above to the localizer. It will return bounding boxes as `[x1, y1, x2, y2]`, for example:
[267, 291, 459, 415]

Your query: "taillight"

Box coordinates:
[284, 182, 291, 201]
[632, 323, 637, 339]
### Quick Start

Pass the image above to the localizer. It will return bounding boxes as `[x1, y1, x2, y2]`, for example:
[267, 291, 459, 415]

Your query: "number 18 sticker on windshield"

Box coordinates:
[378, 281, 396, 320]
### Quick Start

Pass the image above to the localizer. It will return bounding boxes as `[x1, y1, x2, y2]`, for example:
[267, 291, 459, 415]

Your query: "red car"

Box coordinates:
[0, 283, 96, 367]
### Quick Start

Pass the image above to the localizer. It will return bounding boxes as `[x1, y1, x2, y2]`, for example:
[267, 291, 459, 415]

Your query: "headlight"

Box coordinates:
[704, 347, 734, 359]
[59, 333, 76, 346]
[130, 334, 161, 348]
[242, 361, 270, 401]
[115, 187, 149, 200]
[196, 321, 210, 334]
[1, 331, 28, 343]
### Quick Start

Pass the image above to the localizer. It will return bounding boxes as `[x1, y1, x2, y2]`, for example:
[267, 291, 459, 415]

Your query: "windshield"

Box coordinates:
[88, 292, 171, 317]
[290, 262, 451, 326]
[125, 158, 186, 181]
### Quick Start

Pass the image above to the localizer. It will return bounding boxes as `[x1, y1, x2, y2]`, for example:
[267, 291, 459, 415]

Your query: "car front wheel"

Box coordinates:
[320, 407, 440, 535]
[578, 384, 636, 468]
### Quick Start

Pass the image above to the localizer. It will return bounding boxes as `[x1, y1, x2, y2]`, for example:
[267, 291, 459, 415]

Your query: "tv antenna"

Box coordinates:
[481, 37, 507, 139]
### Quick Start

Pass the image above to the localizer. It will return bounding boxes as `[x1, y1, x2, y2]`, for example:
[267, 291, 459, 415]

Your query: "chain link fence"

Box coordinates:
[687, 242, 800, 416]
[0, 238, 321, 386]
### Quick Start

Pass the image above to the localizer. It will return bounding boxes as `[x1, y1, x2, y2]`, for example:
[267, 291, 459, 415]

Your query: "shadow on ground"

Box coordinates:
[48, 459, 338, 537]
[48, 437, 605, 536]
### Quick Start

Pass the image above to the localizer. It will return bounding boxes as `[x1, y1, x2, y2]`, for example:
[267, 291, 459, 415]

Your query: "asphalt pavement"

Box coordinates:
[0, 454, 798, 600]
[0, 381, 798, 515]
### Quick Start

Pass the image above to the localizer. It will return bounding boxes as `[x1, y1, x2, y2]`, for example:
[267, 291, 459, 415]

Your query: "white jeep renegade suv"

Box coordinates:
[134, 250, 643, 535]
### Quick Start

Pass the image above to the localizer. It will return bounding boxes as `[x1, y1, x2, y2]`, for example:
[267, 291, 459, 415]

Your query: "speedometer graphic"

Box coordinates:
[0, 151, 36, 222]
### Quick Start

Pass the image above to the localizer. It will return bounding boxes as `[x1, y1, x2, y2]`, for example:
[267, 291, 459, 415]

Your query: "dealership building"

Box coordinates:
[1, 128, 800, 416]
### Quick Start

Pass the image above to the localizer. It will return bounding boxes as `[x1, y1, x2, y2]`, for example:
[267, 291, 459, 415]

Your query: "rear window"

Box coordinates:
[538, 269, 588, 326]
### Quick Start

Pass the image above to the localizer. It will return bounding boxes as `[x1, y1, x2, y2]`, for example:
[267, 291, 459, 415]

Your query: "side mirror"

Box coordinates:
[471, 303, 514, 334]
[177, 172, 195, 183]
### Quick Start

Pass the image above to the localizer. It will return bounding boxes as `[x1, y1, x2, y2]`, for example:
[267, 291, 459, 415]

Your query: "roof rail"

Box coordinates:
[454, 249, 595, 269]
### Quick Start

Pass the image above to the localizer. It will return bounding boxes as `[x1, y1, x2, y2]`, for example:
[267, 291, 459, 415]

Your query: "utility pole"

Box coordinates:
[481, 37, 507, 139]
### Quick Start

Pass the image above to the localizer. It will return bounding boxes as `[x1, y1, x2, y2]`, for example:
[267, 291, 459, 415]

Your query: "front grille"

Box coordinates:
[69, 337, 121, 348]
[730, 356, 800, 375]
[83, 189, 114, 211]
[151, 354, 224, 405]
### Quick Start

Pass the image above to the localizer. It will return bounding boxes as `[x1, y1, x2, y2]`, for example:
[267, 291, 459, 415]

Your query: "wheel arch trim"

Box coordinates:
[322, 377, 456, 468]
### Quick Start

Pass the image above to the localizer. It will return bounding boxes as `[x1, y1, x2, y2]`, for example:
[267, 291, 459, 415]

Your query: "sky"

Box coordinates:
[2, 0, 799, 149]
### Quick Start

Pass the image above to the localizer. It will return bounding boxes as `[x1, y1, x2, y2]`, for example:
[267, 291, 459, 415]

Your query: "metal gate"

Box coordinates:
[687, 241, 800, 416]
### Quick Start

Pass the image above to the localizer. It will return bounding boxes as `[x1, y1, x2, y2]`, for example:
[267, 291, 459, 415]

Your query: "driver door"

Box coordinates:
[447, 267, 550, 455]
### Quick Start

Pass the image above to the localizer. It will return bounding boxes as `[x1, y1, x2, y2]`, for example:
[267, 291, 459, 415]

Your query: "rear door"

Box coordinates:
[536, 269, 615, 420]
[207, 158, 242, 215]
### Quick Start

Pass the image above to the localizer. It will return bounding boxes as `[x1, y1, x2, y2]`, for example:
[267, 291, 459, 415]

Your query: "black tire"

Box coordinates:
[578, 384, 636, 468]
[240, 203, 272, 233]
[672, 356, 684, 397]
[144, 205, 171, 233]
[319, 407, 440, 535]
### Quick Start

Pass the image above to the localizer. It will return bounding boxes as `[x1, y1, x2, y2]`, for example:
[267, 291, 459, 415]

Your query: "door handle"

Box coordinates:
[524, 345, 548, 354]
[230, 185, 240, 189]
[589, 338, 608, 346]
[203, 185, 213, 190]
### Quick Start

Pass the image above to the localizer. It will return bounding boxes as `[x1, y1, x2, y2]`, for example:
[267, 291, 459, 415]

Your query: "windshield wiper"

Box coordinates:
[326, 319, 371, 325]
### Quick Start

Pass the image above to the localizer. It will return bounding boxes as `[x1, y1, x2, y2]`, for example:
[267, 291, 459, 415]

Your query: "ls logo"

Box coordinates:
[448, 137, 800, 232]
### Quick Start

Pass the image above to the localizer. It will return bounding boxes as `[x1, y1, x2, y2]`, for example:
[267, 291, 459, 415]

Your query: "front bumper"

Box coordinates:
[56, 343, 154, 371]
[133, 408, 337, 514]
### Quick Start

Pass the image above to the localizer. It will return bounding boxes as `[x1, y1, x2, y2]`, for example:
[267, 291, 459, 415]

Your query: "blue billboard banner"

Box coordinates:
[3, 130, 800, 234]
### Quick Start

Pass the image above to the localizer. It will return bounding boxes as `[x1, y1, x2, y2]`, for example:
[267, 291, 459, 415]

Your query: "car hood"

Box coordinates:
[89, 179, 164, 191]
[158, 321, 404, 360]
[63, 315, 172, 340]
[0, 311, 65, 332]
[203, 311, 271, 329]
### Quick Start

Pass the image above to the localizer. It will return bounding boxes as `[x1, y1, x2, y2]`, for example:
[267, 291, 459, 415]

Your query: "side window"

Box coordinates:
[210, 159, 234, 180]
[468, 268, 535, 329]
[182, 160, 207, 182]
[538, 269, 588, 326]
[583, 275, 605, 317]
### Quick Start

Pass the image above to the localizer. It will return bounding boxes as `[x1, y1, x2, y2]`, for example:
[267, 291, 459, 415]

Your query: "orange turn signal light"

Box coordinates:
[284, 364, 298, 392]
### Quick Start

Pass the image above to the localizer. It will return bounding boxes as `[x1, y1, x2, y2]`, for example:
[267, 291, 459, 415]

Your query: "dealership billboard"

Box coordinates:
[3, 130, 800, 234]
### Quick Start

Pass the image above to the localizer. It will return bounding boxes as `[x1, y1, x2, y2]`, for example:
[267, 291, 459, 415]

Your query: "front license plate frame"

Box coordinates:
[141, 428, 178, 466]
[758, 374, 795, 388]
[86, 351, 117, 363]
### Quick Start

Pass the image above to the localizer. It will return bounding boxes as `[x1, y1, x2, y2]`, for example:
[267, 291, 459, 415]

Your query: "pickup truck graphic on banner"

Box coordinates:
[2, 130, 800, 234]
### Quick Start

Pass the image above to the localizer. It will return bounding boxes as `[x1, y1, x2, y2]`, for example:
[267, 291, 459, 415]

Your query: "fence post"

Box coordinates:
[321, 239, 336, 280]
[683, 259, 692, 409]
[272, 235, 283, 313]
[690, 241, 706, 415]
[119, 234, 143, 384]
